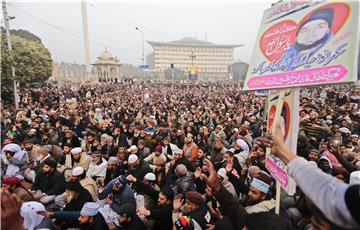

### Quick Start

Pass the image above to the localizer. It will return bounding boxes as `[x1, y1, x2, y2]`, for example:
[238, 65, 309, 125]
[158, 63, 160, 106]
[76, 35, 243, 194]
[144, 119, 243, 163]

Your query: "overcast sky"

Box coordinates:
[4, 0, 271, 66]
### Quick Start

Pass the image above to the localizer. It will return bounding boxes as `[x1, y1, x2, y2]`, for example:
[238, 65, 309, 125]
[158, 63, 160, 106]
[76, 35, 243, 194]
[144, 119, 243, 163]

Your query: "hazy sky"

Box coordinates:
[4, 0, 271, 66]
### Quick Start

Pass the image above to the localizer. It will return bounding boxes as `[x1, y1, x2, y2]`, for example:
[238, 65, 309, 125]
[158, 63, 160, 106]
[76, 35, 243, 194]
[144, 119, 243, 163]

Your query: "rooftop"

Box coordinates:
[93, 48, 121, 65]
[147, 37, 242, 48]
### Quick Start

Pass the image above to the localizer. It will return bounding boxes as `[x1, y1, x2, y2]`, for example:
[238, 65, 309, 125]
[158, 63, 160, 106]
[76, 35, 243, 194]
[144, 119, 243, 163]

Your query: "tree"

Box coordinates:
[1, 28, 53, 90]
[10, 28, 42, 43]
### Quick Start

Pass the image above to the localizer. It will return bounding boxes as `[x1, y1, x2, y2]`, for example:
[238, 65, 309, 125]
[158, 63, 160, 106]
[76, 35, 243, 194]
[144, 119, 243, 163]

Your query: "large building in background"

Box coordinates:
[147, 37, 242, 80]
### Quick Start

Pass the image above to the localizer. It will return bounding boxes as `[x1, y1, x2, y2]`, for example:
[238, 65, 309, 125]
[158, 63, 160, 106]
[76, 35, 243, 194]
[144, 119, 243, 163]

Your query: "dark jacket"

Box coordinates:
[101, 144, 119, 157]
[115, 214, 146, 230]
[173, 156, 195, 173]
[105, 166, 123, 185]
[186, 204, 212, 230]
[64, 188, 93, 212]
[98, 178, 136, 206]
[214, 186, 247, 229]
[34, 217, 55, 230]
[114, 133, 128, 148]
[127, 159, 151, 181]
[134, 180, 173, 230]
[62, 135, 81, 148]
[32, 168, 66, 195]
[81, 213, 109, 230]
[175, 172, 195, 195]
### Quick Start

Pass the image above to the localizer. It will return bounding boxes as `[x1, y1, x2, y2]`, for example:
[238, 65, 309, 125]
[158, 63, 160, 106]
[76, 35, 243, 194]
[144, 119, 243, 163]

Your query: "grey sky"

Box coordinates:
[5, 0, 271, 66]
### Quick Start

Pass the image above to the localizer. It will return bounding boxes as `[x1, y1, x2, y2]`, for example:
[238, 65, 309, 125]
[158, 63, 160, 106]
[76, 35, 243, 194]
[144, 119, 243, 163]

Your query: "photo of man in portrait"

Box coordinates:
[281, 7, 334, 71]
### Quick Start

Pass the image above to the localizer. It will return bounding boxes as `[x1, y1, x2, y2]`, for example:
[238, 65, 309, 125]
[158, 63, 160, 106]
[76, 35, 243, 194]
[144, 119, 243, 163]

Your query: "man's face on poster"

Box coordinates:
[297, 19, 329, 46]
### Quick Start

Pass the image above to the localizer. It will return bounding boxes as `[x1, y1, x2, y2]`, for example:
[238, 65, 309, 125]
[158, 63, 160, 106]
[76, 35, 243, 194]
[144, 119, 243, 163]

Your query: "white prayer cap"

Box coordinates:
[144, 173, 156, 181]
[72, 167, 84, 176]
[217, 168, 227, 179]
[129, 145, 138, 152]
[128, 154, 138, 164]
[80, 202, 99, 216]
[71, 147, 82, 155]
[349, 171, 360, 185]
[339, 127, 350, 134]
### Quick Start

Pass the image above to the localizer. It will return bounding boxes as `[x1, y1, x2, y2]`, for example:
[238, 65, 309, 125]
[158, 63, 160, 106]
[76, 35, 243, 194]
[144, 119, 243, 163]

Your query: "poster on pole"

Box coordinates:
[243, 1, 359, 90]
[266, 89, 299, 193]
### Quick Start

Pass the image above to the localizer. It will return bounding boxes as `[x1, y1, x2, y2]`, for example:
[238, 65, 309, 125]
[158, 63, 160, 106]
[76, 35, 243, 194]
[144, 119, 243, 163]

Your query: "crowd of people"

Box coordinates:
[1, 80, 359, 230]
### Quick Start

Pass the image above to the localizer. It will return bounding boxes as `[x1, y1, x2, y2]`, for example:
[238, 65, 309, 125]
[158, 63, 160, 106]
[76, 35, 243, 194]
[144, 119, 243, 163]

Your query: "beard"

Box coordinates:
[65, 195, 74, 204]
[73, 157, 80, 163]
[126, 131, 134, 138]
[213, 146, 222, 151]
[79, 221, 91, 229]
[295, 32, 329, 52]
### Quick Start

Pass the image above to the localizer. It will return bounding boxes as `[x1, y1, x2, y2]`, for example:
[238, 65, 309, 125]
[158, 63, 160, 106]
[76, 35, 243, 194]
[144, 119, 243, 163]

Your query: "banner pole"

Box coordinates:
[265, 89, 285, 215]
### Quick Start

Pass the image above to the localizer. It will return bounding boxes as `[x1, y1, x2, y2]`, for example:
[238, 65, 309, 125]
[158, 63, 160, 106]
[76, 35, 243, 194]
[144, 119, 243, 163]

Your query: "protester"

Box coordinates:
[1, 81, 359, 229]
[31, 158, 66, 204]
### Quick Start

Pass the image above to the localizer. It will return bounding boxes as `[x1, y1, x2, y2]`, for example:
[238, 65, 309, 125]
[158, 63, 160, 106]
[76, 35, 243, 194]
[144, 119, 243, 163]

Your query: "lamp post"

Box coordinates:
[2, 1, 18, 110]
[188, 50, 196, 90]
[135, 27, 145, 80]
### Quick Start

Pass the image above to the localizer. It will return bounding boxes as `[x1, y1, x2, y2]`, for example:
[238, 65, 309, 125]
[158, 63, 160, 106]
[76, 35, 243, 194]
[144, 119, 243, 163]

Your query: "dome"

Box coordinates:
[94, 48, 121, 66]
[99, 49, 113, 61]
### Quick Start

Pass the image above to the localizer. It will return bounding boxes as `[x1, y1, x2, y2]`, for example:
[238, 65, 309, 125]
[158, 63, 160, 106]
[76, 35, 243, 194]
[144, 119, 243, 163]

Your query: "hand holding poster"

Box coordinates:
[266, 89, 299, 191]
[244, 1, 359, 90]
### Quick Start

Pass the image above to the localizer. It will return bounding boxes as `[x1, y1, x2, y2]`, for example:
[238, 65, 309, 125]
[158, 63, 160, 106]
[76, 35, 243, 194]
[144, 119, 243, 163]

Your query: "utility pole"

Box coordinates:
[170, 63, 175, 89]
[135, 27, 145, 80]
[2, 1, 18, 110]
[81, 0, 91, 81]
[188, 50, 196, 90]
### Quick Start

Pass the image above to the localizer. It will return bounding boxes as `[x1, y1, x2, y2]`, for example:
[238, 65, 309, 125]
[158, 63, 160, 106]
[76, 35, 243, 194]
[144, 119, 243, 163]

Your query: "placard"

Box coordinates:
[244, 1, 359, 90]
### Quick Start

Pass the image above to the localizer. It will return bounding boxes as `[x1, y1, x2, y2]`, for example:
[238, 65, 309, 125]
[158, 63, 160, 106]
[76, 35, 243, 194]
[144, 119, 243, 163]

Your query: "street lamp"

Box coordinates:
[2, 1, 19, 110]
[135, 27, 145, 80]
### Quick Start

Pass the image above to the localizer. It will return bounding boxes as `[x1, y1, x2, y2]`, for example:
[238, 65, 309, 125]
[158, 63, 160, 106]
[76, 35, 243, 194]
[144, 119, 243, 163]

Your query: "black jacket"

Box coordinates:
[32, 169, 66, 195]
[134, 180, 173, 230]
[80, 213, 109, 230]
[101, 144, 119, 157]
[62, 135, 81, 148]
[186, 204, 211, 229]
[64, 188, 93, 212]
[115, 214, 146, 230]
[214, 186, 247, 229]
[173, 156, 195, 173]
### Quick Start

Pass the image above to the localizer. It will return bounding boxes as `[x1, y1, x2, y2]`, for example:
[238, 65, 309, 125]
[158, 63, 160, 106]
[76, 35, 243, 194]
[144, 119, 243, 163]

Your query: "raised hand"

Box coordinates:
[173, 194, 184, 212]
[194, 167, 202, 179]
[126, 174, 137, 183]
[1, 189, 23, 230]
[263, 122, 296, 164]
[200, 159, 221, 193]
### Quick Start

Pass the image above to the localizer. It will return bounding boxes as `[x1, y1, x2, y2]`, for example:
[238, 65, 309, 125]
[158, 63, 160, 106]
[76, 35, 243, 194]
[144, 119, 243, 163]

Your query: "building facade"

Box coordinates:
[55, 62, 90, 82]
[147, 37, 242, 80]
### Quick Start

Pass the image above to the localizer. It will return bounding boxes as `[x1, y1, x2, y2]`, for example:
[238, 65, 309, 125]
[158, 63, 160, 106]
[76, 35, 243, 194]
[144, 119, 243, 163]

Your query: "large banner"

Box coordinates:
[244, 1, 359, 90]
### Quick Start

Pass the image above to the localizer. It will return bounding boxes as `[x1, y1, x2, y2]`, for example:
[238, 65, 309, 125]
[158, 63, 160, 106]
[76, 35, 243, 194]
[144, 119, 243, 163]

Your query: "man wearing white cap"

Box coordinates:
[87, 151, 107, 182]
[59, 146, 91, 175]
[71, 167, 98, 201]
[55, 166, 98, 208]
[127, 154, 151, 182]
[127, 173, 159, 210]
[128, 145, 138, 155]
[78, 202, 109, 229]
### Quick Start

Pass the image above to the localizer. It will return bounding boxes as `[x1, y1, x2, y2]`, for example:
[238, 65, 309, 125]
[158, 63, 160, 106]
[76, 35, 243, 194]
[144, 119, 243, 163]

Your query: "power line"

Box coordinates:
[8, 4, 141, 52]
[88, 2, 172, 40]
